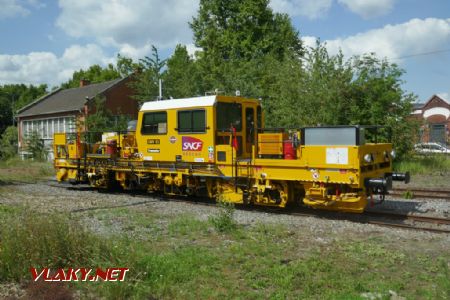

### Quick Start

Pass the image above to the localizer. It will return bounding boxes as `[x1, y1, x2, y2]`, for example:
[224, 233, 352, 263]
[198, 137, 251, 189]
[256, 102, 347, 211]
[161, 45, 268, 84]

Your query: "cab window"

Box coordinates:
[141, 112, 167, 135]
[178, 109, 206, 133]
[216, 102, 242, 131]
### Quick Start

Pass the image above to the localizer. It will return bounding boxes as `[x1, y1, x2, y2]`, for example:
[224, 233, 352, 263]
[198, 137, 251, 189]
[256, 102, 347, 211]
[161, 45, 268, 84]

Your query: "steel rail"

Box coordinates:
[45, 180, 450, 234]
[390, 187, 450, 200]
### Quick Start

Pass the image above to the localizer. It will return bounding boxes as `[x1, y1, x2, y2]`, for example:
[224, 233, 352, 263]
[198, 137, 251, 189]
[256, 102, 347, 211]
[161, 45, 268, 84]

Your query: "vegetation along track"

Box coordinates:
[46, 180, 450, 234]
[390, 187, 450, 201]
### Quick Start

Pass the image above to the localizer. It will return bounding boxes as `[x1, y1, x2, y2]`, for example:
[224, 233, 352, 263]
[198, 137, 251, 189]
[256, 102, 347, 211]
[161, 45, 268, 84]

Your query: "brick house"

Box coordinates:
[16, 77, 139, 159]
[411, 94, 450, 145]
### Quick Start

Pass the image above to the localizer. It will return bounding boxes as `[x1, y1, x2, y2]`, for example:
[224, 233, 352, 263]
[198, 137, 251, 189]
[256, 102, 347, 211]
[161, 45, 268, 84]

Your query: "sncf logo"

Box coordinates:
[182, 136, 203, 151]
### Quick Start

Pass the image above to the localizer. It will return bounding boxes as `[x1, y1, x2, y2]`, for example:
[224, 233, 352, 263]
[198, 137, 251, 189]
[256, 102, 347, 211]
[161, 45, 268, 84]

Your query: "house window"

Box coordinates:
[178, 109, 206, 133]
[141, 112, 167, 135]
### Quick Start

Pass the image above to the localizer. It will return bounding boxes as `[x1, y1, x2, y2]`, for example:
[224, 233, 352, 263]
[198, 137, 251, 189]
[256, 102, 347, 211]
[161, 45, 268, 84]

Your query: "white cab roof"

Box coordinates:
[140, 96, 217, 111]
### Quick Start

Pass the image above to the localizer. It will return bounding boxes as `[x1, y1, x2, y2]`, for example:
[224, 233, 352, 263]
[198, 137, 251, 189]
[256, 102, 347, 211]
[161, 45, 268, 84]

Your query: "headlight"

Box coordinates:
[390, 150, 396, 159]
[364, 154, 373, 163]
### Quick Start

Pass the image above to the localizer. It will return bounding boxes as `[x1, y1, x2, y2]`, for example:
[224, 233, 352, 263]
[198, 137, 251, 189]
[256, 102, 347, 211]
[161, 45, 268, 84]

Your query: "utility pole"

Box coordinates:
[158, 79, 162, 101]
[11, 94, 15, 126]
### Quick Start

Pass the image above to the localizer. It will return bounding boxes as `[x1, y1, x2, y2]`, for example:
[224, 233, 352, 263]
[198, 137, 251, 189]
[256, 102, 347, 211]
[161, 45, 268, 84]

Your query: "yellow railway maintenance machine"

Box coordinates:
[53, 95, 409, 213]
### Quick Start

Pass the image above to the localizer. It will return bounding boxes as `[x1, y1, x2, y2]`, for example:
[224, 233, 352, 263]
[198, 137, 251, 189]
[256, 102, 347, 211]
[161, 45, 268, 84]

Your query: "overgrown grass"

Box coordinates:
[394, 154, 450, 175]
[0, 156, 53, 183]
[93, 215, 450, 299]
[0, 205, 448, 299]
[0, 209, 118, 282]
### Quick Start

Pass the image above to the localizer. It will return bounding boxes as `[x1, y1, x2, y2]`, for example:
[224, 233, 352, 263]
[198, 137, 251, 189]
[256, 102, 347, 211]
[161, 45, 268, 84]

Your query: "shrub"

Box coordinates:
[25, 131, 46, 161]
[209, 200, 237, 233]
[0, 126, 18, 159]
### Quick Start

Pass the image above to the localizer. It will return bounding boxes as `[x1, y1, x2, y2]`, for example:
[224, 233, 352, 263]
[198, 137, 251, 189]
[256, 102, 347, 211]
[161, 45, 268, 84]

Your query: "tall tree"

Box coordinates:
[163, 45, 199, 98]
[130, 46, 167, 104]
[348, 54, 417, 156]
[116, 54, 140, 77]
[190, 0, 303, 95]
[191, 0, 302, 61]
[85, 96, 129, 133]
[0, 84, 47, 134]
[60, 64, 121, 89]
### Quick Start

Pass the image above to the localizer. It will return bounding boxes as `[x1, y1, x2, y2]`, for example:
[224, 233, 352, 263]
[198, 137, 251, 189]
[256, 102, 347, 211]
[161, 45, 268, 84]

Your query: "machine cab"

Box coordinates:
[135, 95, 261, 163]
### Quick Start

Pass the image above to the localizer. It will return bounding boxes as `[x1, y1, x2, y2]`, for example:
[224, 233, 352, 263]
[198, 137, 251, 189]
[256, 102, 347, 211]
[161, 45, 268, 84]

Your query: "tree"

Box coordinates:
[191, 0, 302, 62]
[85, 96, 129, 133]
[347, 54, 417, 157]
[0, 84, 47, 135]
[26, 131, 46, 161]
[190, 0, 303, 95]
[116, 54, 139, 77]
[163, 45, 199, 98]
[263, 41, 417, 158]
[60, 64, 121, 89]
[0, 126, 18, 159]
[130, 46, 167, 104]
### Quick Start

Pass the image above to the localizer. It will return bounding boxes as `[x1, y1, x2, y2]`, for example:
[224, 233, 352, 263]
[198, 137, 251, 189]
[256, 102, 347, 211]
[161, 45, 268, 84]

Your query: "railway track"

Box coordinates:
[46, 180, 450, 234]
[363, 211, 450, 234]
[390, 187, 450, 201]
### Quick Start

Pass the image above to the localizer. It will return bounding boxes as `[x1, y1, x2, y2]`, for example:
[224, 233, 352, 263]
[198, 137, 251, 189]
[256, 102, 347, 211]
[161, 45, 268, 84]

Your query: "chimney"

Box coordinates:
[79, 79, 90, 87]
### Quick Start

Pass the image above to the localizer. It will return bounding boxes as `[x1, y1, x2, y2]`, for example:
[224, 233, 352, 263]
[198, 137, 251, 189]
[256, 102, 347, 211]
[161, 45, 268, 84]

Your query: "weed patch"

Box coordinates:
[168, 214, 209, 237]
[394, 155, 450, 175]
[0, 210, 117, 282]
[209, 201, 237, 233]
[0, 157, 53, 183]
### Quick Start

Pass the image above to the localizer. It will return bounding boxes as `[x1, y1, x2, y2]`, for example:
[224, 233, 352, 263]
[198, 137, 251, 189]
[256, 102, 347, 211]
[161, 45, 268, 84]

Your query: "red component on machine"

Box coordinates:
[283, 140, 296, 159]
[106, 140, 117, 155]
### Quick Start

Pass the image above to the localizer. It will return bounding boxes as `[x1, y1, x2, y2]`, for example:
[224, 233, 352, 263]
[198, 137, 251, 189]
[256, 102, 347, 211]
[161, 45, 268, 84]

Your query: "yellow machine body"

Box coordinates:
[53, 95, 406, 213]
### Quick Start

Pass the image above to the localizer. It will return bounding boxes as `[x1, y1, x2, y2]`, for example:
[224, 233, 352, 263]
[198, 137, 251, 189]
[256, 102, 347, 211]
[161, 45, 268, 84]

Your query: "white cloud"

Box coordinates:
[313, 18, 450, 61]
[338, 0, 395, 19]
[437, 93, 449, 102]
[0, 0, 30, 19]
[56, 0, 199, 53]
[0, 44, 113, 87]
[185, 43, 202, 58]
[27, 0, 46, 9]
[270, 0, 333, 19]
[302, 36, 318, 49]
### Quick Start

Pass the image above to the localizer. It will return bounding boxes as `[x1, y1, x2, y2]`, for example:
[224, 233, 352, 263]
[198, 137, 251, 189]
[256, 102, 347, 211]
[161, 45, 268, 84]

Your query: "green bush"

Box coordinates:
[209, 200, 237, 233]
[25, 131, 46, 161]
[0, 126, 18, 159]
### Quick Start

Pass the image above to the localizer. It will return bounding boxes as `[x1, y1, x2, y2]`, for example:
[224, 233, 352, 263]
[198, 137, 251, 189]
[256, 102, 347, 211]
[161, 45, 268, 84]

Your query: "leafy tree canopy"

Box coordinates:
[60, 64, 121, 89]
[129, 46, 167, 104]
[0, 84, 47, 134]
[190, 0, 302, 62]
[163, 45, 199, 98]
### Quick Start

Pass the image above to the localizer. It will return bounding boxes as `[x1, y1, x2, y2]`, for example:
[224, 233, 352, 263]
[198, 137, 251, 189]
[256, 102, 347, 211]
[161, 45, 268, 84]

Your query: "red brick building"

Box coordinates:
[16, 77, 139, 159]
[411, 94, 450, 145]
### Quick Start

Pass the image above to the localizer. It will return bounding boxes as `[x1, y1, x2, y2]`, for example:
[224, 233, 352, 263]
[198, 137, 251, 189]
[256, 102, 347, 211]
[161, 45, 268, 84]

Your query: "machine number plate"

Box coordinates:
[147, 139, 160, 144]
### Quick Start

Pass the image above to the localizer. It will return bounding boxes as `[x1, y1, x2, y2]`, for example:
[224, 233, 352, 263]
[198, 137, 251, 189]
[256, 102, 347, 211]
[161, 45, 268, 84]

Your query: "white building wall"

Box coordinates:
[20, 116, 76, 160]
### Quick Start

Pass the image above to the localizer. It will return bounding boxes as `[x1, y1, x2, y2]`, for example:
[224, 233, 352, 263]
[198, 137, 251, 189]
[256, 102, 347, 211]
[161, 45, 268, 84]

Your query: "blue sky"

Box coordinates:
[0, 0, 449, 103]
